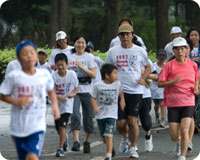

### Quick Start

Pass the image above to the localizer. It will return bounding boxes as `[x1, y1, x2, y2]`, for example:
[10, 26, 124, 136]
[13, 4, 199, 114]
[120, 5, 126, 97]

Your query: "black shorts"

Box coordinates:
[55, 113, 71, 132]
[118, 93, 142, 119]
[168, 106, 195, 123]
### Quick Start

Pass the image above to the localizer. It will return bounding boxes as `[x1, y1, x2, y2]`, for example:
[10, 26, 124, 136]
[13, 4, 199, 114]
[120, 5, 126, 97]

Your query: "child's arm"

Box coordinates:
[91, 97, 99, 114]
[48, 90, 60, 120]
[119, 91, 125, 111]
[1, 95, 30, 107]
[67, 87, 79, 99]
[57, 96, 67, 103]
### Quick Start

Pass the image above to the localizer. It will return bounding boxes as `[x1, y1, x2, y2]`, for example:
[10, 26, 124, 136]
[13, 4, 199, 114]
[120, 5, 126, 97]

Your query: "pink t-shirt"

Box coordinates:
[159, 58, 199, 107]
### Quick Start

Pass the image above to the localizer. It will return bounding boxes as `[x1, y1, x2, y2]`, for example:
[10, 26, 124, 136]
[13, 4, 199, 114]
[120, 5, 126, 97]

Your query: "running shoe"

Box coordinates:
[119, 137, 130, 153]
[129, 147, 139, 158]
[56, 148, 64, 157]
[145, 135, 153, 152]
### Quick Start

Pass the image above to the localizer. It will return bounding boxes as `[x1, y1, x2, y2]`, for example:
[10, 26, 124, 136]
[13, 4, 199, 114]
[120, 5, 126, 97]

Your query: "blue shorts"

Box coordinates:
[97, 118, 115, 137]
[12, 131, 45, 160]
[153, 99, 163, 105]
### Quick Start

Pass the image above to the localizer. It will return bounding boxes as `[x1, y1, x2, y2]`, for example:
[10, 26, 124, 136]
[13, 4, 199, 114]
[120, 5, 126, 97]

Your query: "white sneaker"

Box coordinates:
[129, 147, 139, 158]
[193, 152, 200, 160]
[188, 141, 193, 151]
[177, 156, 186, 160]
[0, 152, 7, 160]
[145, 135, 153, 152]
[174, 143, 181, 156]
[159, 120, 165, 128]
[119, 137, 130, 153]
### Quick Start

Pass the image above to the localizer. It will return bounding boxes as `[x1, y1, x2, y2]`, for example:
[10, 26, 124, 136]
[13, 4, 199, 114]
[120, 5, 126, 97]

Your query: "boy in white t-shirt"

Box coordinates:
[151, 49, 167, 127]
[52, 53, 79, 157]
[91, 64, 125, 160]
[37, 49, 52, 73]
[0, 41, 60, 160]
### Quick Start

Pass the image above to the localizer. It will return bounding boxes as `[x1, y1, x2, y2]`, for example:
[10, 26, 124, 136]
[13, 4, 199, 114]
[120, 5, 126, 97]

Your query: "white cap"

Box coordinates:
[172, 37, 187, 47]
[170, 26, 182, 34]
[38, 49, 47, 55]
[56, 31, 67, 41]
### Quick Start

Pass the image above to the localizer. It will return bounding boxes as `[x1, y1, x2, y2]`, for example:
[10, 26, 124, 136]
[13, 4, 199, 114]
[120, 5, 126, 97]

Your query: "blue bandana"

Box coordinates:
[16, 41, 35, 57]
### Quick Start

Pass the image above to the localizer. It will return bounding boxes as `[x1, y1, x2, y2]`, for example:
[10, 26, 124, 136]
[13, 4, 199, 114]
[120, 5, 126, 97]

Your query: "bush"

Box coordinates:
[0, 48, 156, 83]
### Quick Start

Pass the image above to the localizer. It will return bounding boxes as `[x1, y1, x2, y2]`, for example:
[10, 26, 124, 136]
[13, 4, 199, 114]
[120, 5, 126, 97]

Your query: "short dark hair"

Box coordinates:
[118, 17, 133, 26]
[55, 53, 68, 64]
[101, 63, 117, 80]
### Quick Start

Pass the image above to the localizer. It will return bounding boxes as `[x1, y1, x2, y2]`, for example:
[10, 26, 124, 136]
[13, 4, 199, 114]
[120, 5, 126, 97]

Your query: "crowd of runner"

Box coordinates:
[0, 17, 200, 160]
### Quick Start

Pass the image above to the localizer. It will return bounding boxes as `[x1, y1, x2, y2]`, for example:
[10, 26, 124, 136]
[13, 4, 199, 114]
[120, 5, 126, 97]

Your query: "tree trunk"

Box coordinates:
[104, 0, 125, 51]
[155, 0, 169, 50]
[49, 0, 70, 48]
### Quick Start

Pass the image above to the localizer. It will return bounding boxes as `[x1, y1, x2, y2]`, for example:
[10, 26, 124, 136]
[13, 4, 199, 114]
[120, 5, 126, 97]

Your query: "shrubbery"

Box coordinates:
[0, 48, 156, 83]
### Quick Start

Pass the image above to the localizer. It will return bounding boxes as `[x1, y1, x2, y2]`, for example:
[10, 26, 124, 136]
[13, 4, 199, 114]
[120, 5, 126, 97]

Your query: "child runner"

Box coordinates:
[37, 49, 52, 73]
[151, 49, 167, 127]
[158, 37, 199, 160]
[52, 53, 79, 157]
[90, 63, 125, 160]
[0, 41, 60, 160]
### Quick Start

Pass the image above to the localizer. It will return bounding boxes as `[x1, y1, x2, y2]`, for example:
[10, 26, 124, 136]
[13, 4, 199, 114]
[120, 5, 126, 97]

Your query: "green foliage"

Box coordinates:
[0, 48, 16, 83]
[0, 47, 156, 82]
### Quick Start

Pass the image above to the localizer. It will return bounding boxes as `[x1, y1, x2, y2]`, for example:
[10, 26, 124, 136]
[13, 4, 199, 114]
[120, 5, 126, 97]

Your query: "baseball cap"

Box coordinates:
[87, 41, 94, 49]
[38, 49, 47, 55]
[16, 41, 35, 57]
[156, 49, 167, 59]
[170, 26, 182, 34]
[56, 31, 67, 41]
[118, 24, 134, 34]
[172, 37, 187, 47]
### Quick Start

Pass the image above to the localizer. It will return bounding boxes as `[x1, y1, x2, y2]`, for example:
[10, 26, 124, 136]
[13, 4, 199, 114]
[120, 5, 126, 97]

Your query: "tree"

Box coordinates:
[155, 0, 169, 50]
[104, 0, 125, 51]
[49, 0, 70, 48]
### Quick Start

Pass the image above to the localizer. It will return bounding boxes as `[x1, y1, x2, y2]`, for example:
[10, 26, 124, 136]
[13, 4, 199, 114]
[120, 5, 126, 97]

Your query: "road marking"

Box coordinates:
[42, 126, 170, 157]
[151, 125, 169, 131]
[42, 140, 103, 157]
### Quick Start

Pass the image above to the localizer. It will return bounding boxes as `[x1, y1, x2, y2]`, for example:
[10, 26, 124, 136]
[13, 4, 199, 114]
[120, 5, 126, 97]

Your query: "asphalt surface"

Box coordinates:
[0, 101, 200, 160]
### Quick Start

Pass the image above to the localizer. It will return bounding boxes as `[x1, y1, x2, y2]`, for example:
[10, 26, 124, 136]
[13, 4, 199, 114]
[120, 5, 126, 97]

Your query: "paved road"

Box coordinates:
[0, 101, 200, 160]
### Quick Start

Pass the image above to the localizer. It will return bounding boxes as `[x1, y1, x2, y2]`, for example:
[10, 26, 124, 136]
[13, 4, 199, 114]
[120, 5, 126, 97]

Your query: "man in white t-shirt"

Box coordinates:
[48, 31, 74, 70]
[164, 26, 183, 60]
[109, 17, 147, 50]
[106, 24, 151, 159]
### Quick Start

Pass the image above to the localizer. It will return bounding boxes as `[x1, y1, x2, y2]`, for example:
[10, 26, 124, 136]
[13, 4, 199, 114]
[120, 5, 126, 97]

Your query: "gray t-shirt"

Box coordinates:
[90, 80, 121, 119]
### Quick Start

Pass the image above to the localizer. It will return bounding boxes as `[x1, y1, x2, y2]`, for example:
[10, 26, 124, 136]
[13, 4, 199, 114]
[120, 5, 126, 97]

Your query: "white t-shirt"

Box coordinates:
[90, 80, 122, 119]
[150, 62, 165, 99]
[0, 68, 54, 137]
[37, 62, 52, 73]
[52, 70, 78, 114]
[5, 59, 21, 78]
[190, 47, 199, 58]
[109, 35, 147, 50]
[68, 52, 96, 93]
[48, 46, 74, 66]
[106, 44, 149, 94]
[92, 56, 104, 84]
[143, 59, 156, 98]
[164, 41, 174, 60]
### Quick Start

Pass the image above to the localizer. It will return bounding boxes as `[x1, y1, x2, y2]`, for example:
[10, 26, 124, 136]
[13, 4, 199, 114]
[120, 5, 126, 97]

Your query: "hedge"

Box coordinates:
[0, 48, 156, 83]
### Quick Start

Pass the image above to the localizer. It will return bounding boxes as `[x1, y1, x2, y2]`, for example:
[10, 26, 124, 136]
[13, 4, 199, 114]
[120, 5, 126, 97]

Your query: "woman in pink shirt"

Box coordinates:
[158, 37, 199, 160]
